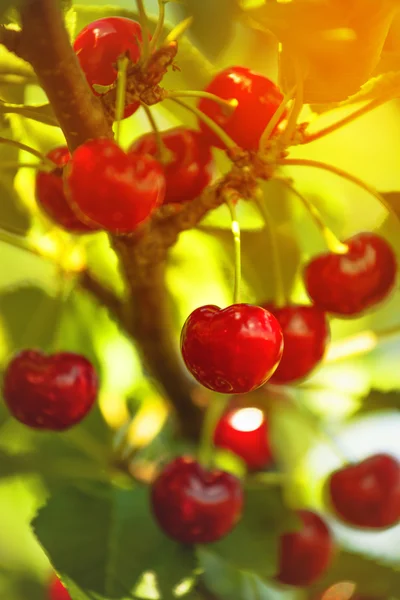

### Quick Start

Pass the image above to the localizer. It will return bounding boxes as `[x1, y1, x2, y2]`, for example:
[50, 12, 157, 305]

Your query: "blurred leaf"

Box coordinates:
[0, 100, 57, 126]
[241, 0, 400, 102]
[381, 191, 400, 218]
[354, 389, 400, 416]
[310, 550, 400, 597]
[0, 1, 22, 22]
[339, 70, 400, 105]
[33, 483, 197, 600]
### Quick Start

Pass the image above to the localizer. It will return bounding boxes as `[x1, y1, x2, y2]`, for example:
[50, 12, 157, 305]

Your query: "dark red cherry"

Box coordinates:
[198, 66, 285, 150]
[130, 128, 215, 204]
[181, 304, 284, 394]
[73, 17, 144, 117]
[213, 406, 273, 470]
[328, 454, 400, 528]
[36, 147, 98, 233]
[48, 577, 71, 600]
[263, 304, 330, 383]
[304, 233, 397, 316]
[65, 138, 165, 233]
[276, 510, 334, 587]
[151, 456, 243, 544]
[3, 350, 98, 430]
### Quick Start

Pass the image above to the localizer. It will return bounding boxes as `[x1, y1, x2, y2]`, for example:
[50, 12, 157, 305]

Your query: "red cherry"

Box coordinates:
[36, 147, 99, 233]
[73, 17, 144, 117]
[304, 233, 397, 316]
[65, 139, 165, 233]
[213, 406, 273, 470]
[328, 454, 400, 529]
[130, 128, 215, 204]
[198, 66, 285, 150]
[3, 350, 98, 430]
[48, 577, 71, 600]
[151, 456, 243, 544]
[276, 510, 334, 587]
[181, 304, 284, 394]
[263, 304, 330, 384]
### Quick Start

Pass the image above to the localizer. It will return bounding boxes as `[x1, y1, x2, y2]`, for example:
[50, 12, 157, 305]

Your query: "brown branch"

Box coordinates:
[80, 271, 124, 326]
[18, 0, 112, 150]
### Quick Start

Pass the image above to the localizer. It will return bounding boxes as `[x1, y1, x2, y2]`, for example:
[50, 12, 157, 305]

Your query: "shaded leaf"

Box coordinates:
[32, 483, 196, 600]
[354, 389, 400, 416]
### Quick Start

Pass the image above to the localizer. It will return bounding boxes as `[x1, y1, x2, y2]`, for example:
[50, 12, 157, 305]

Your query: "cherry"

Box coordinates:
[263, 304, 330, 383]
[276, 510, 334, 587]
[304, 233, 397, 316]
[129, 128, 215, 204]
[180, 304, 284, 394]
[48, 577, 71, 600]
[213, 406, 273, 470]
[36, 147, 98, 233]
[197, 66, 285, 150]
[151, 456, 243, 544]
[73, 17, 144, 117]
[328, 454, 400, 529]
[65, 138, 165, 233]
[2, 350, 98, 430]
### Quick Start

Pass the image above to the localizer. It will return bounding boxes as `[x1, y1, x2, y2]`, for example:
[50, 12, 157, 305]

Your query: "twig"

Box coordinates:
[80, 271, 124, 325]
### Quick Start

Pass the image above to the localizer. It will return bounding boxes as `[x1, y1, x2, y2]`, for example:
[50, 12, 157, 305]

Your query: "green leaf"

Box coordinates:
[200, 482, 300, 582]
[354, 389, 400, 416]
[310, 550, 400, 597]
[32, 483, 197, 600]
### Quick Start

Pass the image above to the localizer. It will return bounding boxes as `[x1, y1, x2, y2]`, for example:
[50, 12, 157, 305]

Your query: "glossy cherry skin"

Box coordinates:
[328, 454, 400, 529]
[36, 147, 98, 233]
[264, 304, 330, 384]
[65, 139, 166, 233]
[151, 456, 243, 544]
[181, 304, 284, 394]
[276, 510, 334, 587]
[3, 350, 98, 430]
[198, 66, 285, 150]
[49, 577, 71, 600]
[74, 17, 143, 117]
[130, 128, 215, 204]
[304, 233, 397, 316]
[213, 406, 273, 470]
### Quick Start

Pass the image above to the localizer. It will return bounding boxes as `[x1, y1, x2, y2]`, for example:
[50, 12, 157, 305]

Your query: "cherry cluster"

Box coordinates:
[1, 15, 399, 598]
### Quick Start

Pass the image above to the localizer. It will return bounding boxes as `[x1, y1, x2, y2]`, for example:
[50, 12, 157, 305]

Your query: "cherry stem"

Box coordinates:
[115, 56, 129, 144]
[198, 396, 229, 469]
[148, 0, 166, 55]
[167, 89, 237, 113]
[280, 59, 304, 147]
[278, 157, 400, 227]
[140, 102, 172, 163]
[303, 96, 394, 144]
[276, 177, 348, 254]
[254, 192, 287, 308]
[226, 198, 242, 305]
[259, 86, 295, 151]
[135, 0, 151, 63]
[167, 97, 237, 150]
[0, 161, 43, 170]
[0, 136, 53, 168]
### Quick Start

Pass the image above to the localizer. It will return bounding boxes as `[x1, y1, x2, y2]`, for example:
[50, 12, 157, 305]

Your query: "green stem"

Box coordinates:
[0, 136, 53, 167]
[0, 161, 43, 170]
[140, 102, 172, 163]
[226, 199, 241, 305]
[259, 86, 295, 151]
[276, 178, 348, 254]
[0, 227, 45, 259]
[280, 59, 304, 146]
[148, 0, 165, 54]
[254, 192, 286, 308]
[167, 89, 237, 113]
[135, 0, 151, 62]
[167, 97, 237, 149]
[115, 56, 129, 144]
[278, 158, 400, 227]
[198, 396, 229, 469]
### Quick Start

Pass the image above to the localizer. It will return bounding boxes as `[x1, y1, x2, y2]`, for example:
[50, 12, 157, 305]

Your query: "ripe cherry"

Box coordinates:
[73, 17, 144, 117]
[48, 577, 71, 600]
[3, 350, 98, 430]
[198, 66, 285, 150]
[36, 147, 98, 233]
[328, 454, 400, 529]
[213, 406, 273, 470]
[304, 233, 397, 316]
[151, 456, 243, 544]
[65, 138, 165, 233]
[130, 128, 215, 204]
[263, 304, 330, 383]
[276, 510, 334, 587]
[181, 304, 284, 394]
